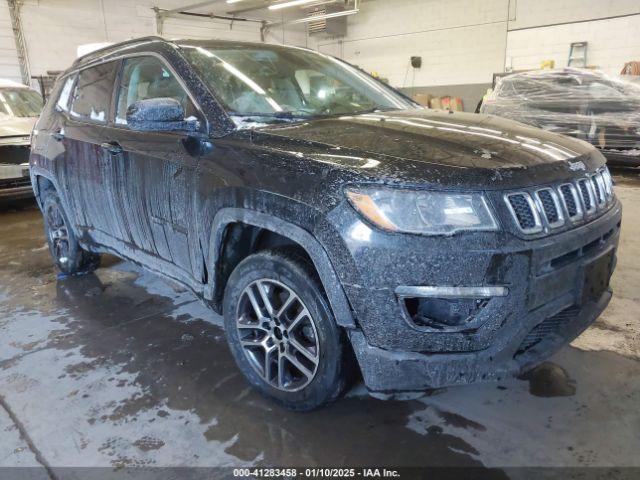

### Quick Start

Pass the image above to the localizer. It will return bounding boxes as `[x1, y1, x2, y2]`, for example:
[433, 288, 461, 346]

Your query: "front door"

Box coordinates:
[102, 55, 206, 281]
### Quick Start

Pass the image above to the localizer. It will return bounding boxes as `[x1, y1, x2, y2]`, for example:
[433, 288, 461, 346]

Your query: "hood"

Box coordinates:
[0, 116, 36, 139]
[250, 109, 603, 190]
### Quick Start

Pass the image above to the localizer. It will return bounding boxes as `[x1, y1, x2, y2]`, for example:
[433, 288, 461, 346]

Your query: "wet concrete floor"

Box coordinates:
[0, 170, 639, 474]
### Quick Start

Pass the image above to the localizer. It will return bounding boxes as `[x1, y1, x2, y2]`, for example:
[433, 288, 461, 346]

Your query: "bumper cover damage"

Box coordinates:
[342, 200, 621, 393]
[350, 290, 611, 392]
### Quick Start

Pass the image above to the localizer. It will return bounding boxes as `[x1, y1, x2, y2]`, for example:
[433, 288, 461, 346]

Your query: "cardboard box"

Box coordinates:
[450, 97, 464, 111]
[412, 93, 432, 107]
[430, 97, 442, 109]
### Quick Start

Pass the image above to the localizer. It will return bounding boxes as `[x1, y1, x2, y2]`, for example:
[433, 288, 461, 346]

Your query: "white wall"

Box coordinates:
[0, 1, 21, 83]
[5, 0, 640, 89]
[507, 0, 640, 30]
[314, 0, 640, 89]
[316, 0, 510, 88]
[16, 0, 308, 78]
[505, 0, 640, 75]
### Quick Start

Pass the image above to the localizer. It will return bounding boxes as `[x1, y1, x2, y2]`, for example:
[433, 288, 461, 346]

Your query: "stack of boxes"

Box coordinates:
[412, 93, 464, 111]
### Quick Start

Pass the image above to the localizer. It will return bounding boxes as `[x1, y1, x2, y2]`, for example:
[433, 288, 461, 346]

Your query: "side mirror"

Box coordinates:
[126, 97, 199, 133]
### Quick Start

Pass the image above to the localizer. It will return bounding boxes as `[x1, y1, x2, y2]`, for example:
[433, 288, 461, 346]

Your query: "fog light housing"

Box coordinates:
[396, 286, 507, 331]
[402, 297, 488, 329]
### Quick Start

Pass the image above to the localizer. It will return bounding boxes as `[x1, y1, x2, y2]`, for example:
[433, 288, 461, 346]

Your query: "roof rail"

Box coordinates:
[73, 36, 170, 66]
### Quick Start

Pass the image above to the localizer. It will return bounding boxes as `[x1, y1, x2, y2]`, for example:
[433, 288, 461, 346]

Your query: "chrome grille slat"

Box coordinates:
[593, 173, 607, 207]
[559, 183, 583, 221]
[591, 175, 603, 207]
[577, 178, 596, 214]
[505, 193, 542, 234]
[505, 168, 614, 235]
[601, 168, 614, 199]
[535, 188, 564, 228]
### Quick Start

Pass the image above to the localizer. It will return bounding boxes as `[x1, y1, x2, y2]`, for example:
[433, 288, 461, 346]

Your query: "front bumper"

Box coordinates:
[0, 165, 33, 201]
[0, 184, 33, 200]
[331, 198, 622, 392]
[350, 290, 610, 391]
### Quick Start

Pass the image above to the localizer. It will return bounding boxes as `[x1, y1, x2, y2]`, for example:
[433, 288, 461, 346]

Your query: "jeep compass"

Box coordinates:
[30, 37, 621, 410]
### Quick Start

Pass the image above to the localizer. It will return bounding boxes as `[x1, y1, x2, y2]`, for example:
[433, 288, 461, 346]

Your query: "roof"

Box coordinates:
[72, 36, 170, 67]
[71, 36, 313, 69]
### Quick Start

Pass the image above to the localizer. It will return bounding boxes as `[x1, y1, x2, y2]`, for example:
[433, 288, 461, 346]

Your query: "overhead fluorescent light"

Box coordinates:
[285, 7, 358, 23]
[226, 0, 243, 3]
[268, 0, 317, 10]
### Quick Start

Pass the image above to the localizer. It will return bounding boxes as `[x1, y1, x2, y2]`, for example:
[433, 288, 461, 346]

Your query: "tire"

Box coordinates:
[41, 189, 100, 275]
[223, 248, 349, 411]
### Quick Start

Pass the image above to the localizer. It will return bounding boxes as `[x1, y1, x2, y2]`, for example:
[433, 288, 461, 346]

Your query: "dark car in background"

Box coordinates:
[0, 80, 43, 201]
[481, 68, 640, 167]
[30, 37, 621, 410]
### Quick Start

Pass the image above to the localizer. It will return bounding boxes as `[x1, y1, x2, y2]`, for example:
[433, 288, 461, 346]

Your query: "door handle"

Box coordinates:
[100, 142, 123, 155]
[52, 130, 65, 142]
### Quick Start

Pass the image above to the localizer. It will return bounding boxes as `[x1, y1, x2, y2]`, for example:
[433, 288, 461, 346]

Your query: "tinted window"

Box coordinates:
[56, 75, 76, 112]
[115, 56, 199, 126]
[70, 62, 117, 123]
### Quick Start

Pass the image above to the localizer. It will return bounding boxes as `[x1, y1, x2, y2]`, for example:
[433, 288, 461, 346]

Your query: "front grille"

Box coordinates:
[516, 306, 580, 356]
[505, 168, 613, 235]
[536, 188, 561, 226]
[559, 184, 580, 219]
[0, 177, 31, 189]
[577, 179, 594, 212]
[592, 174, 606, 208]
[506, 193, 540, 232]
[0, 145, 30, 164]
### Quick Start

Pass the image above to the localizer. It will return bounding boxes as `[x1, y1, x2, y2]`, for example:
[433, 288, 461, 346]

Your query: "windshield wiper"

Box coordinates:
[272, 111, 322, 119]
[229, 106, 398, 122]
[229, 111, 317, 122]
[349, 106, 398, 116]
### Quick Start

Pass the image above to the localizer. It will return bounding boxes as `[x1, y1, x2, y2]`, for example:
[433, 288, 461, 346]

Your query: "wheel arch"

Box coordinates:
[206, 208, 356, 329]
[31, 170, 55, 203]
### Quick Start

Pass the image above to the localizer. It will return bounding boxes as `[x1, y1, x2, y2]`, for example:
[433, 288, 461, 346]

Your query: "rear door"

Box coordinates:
[61, 61, 120, 238]
[102, 55, 206, 279]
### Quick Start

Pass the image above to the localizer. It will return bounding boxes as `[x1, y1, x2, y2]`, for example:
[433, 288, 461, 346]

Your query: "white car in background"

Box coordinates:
[0, 79, 43, 202]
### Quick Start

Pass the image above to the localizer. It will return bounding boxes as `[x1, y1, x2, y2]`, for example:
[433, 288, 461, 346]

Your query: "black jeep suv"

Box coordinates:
[30, 37, 621, 410]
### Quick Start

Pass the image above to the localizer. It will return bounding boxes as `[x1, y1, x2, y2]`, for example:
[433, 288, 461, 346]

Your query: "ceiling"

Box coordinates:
[161, 0, 353, 23]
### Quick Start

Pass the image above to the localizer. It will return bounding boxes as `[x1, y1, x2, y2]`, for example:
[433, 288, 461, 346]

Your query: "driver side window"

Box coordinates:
[115, 56, 200, 127]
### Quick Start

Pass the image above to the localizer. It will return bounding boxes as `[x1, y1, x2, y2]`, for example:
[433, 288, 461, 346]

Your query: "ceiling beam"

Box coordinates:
[157, 0, 222, 18]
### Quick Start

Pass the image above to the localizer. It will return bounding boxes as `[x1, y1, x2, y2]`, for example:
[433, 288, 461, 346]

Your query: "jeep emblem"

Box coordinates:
[568, 161, 586, 171]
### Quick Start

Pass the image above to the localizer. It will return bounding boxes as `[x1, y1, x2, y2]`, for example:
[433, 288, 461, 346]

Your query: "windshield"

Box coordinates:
[0, 88, 43, 117]
[180, 43, 415, 122]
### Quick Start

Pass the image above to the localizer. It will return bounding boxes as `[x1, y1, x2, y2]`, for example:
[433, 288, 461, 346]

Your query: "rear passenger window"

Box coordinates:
[56, 75, 76, 112]
[70, 62, 117, 123]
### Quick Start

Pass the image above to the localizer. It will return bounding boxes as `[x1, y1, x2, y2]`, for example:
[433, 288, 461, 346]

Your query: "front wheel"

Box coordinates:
[42, 190, 100, 275]
[223, 248, 349, 411]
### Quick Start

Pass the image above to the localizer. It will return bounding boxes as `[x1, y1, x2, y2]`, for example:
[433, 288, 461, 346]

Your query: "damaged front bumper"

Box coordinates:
[349, 291, 610, 392]
[332, 199, 622, 392]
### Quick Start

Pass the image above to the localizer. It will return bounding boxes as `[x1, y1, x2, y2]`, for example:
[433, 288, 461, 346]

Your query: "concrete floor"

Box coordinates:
[1, 170, 639, 475]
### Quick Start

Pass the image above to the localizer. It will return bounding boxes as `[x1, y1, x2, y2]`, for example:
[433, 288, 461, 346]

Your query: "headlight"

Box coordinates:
[346, 187, 498, 235]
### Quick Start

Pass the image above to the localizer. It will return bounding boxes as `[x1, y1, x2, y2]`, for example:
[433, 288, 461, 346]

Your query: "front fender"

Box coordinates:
[206, 207, 356, 329]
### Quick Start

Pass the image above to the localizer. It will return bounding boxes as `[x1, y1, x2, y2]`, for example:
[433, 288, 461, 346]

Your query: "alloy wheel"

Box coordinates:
[235, 278, 320, 392]
[46, 202, 70, 265]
